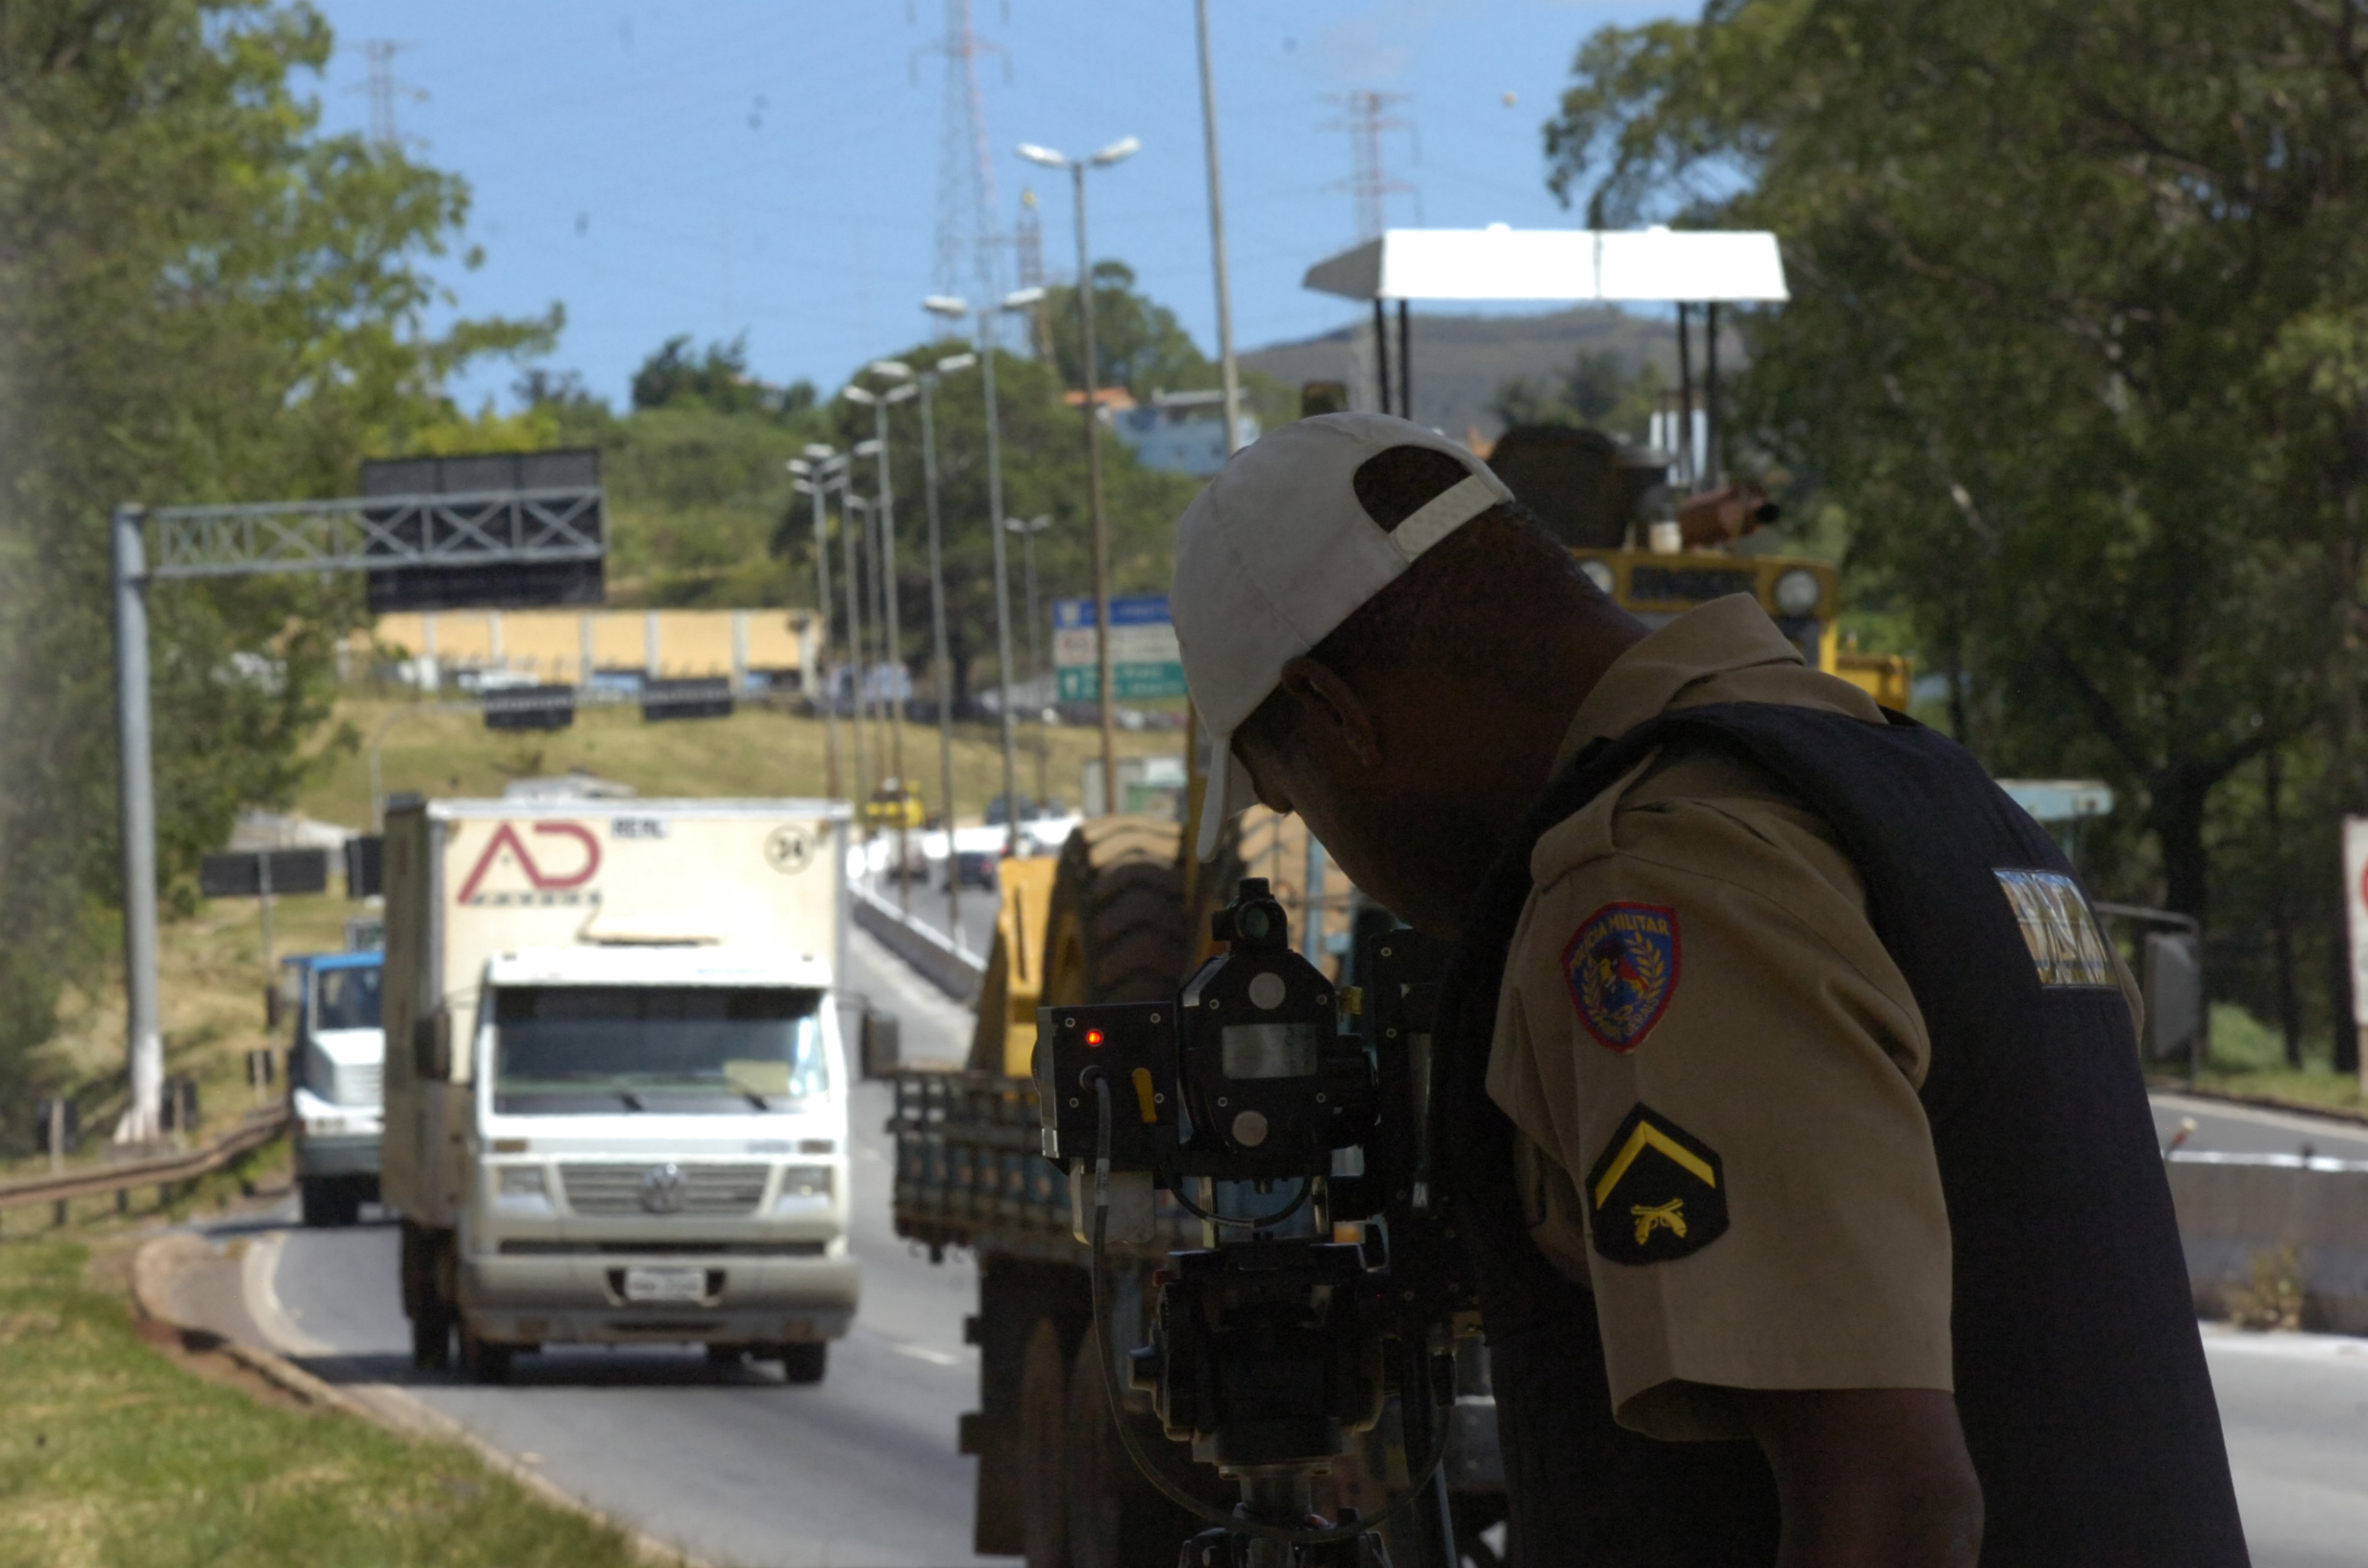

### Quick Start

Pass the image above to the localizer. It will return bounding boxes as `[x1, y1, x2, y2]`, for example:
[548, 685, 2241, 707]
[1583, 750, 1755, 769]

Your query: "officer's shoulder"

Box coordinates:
[1527, 737, 1857, 911]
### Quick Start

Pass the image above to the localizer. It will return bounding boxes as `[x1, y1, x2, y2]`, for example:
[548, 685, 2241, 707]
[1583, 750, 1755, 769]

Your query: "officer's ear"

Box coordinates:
[1272, 655, 1379, 771]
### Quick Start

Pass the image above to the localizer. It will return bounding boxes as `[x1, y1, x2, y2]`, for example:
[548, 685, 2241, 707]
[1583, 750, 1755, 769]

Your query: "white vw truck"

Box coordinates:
[381, 796, 858, 1384]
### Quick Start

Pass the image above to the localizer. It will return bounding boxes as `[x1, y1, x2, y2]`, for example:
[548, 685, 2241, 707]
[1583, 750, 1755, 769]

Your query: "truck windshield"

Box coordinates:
[313, 968, 382, 1032]
[490, 985, 829, 1115]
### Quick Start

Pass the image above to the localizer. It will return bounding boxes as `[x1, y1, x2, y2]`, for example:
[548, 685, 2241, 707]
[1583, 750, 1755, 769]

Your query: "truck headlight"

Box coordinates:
[776, 1164, 834, 1209]
[498, 1165, 547, 1196]
[1773, 568, 1822, 617]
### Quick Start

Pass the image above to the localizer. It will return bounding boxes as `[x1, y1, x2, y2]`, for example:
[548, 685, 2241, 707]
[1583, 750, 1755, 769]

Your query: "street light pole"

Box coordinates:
[836, 472, 871, 815]
[790, 447, 849, 801]
[1196, 0, 1245, 459]
[926, 288, 1043, 857]
[1020, 135, 1139, 828]
[111, 504, 163, 1142]
[1006, 513, 1053, 807]
[918, 351, 975, 947]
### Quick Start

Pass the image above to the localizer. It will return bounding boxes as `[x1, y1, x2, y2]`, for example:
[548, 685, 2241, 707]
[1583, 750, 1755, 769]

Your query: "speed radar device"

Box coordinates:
[1036, 880, 1465, 1563]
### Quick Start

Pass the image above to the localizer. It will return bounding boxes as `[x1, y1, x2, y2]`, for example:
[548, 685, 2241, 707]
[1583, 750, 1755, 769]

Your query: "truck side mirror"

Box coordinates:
[2142, 932, 2203, 1064]
[265, 983, 283, 1033]
[412, 1012, 451, 1082]
[860, 1010, 901, 1080]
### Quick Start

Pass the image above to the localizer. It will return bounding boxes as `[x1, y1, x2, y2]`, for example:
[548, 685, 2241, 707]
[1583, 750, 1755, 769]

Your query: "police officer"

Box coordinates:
[1170, 412, 2246, 1567]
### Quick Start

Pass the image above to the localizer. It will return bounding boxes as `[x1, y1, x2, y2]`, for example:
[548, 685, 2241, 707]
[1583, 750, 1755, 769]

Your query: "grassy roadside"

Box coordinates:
[312, 694, 1185, 828]
[0, 1237, 646, 1568]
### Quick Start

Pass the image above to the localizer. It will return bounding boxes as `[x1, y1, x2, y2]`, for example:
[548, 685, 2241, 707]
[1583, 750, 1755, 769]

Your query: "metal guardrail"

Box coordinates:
[0, 1106, 289, 1223]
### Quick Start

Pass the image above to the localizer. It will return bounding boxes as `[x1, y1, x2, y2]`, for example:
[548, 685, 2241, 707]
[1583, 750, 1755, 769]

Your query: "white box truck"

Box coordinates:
[382, 796, 859, 1384]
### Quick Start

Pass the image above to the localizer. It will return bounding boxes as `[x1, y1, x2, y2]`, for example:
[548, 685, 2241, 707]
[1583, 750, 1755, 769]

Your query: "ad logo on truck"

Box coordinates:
[456, 822, 602, 907]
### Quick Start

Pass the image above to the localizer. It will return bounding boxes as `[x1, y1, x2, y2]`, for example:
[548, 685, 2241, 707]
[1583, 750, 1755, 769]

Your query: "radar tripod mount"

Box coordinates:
[1039, 879, 1468, 1568]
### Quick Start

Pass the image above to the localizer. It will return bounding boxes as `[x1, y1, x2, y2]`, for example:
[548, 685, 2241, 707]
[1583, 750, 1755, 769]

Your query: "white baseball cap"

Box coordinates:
[1172, 411, 1513, 862]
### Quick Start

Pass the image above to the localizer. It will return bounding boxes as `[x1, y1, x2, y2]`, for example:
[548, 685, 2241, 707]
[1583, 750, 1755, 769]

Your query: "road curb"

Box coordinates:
[129, 1231, 716, 1568]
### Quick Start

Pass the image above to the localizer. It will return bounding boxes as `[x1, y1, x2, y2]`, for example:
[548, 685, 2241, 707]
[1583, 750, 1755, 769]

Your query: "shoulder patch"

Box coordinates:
[1562, 902, 1681, 1052]
[1994, 869, 2117, 988]
[1585, 1103, 1729, 1265]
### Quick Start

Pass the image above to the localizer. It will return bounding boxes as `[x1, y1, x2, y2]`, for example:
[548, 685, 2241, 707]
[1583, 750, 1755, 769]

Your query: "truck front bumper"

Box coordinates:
[293, 1132, 382, 1179]
[458, 1250, 860, 1347]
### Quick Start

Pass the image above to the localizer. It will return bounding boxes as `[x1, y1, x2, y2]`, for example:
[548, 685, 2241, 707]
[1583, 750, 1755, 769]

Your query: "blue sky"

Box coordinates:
[305, 0, 1692, 408]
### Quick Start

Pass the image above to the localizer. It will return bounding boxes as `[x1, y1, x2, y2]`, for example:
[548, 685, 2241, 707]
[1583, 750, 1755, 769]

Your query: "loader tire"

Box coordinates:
[1042, 815, 1192, 1010]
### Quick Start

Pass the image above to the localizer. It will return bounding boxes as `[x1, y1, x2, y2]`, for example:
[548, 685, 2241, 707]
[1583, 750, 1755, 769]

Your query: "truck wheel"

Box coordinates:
[404, 1223, 455, 1371]
[1017, 1318, 1070, 1568]
[329, 1179, 364, 1227]
[779, 1342, 827, 1384]
[1043, 815, 1191, 1009]
[299, 1179, 332, 1228]
[1066, 1334, 1199, 1568]
[458, 1324, 510, 1384]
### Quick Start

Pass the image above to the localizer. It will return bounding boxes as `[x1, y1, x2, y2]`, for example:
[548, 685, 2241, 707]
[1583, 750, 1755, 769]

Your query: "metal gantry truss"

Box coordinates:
[146, 487, 604, 581]
[111, 485, 606, 1142]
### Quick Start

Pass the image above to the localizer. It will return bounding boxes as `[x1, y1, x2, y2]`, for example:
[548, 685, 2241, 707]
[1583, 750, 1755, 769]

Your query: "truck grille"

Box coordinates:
[330, 1061, 382, 1109]
[558, 1162, 769, 1216]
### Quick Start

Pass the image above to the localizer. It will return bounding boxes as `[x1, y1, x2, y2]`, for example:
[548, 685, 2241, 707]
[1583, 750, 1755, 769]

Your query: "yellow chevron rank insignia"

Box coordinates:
[1584, 1104, 1729, 1265]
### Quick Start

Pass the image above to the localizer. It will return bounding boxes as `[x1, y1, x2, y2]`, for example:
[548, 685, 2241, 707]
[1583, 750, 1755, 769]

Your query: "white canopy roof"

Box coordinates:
[1302, 225, 1788, 305]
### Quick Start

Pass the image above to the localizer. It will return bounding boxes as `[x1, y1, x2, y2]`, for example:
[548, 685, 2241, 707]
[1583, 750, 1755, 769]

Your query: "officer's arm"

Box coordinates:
[1735, 1387, 1983, 1567]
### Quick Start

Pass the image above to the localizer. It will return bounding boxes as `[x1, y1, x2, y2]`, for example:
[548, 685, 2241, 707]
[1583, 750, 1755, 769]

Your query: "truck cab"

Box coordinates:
[448, 945, 857, 1382]
[380, 796, 859, 1384]
[286, 949, 386, 1227]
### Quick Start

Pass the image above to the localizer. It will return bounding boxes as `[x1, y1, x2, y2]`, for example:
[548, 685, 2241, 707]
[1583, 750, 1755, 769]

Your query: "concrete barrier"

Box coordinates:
[2167, 1152, 2368, 1334]
[851, 880, 987, 1004]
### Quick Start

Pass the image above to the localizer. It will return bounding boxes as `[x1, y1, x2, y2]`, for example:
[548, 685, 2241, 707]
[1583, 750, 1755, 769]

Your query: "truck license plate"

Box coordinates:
[622, 1265, 707, 1304]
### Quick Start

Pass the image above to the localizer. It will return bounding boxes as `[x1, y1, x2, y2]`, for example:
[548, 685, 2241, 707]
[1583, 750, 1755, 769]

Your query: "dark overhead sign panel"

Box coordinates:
[362, 449, 605, 614]
[199, 847, 331, 899]
[642, 676, 735, 723]
[483, 683, 578, 732]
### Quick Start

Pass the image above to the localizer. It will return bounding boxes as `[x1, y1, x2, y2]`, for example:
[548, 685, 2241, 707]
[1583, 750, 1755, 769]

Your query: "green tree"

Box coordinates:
[789, 339, 1200, 710]
[1543, 0, 2368, 970]
[0, 0, 551, 1114]
[629, 333, 815, 419]
[1042, 260, 1216, 400]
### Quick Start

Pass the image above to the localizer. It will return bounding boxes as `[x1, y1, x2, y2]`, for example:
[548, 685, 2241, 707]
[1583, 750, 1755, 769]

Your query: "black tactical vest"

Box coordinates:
[1440, 702, 2246, 1567]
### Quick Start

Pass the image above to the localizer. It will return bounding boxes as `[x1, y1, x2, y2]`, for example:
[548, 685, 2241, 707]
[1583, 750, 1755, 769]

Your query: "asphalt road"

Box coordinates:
[247, 929, 994, 1568]
[2151, 1089, 2368, 1163]
[229, 925, 2368, 1567]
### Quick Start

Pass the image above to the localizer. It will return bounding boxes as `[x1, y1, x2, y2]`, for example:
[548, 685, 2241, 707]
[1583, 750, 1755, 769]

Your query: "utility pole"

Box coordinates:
[1196, 0, 1245, 459]
[1018, 136, 1140, 821]
[111, 506, 163, 1142]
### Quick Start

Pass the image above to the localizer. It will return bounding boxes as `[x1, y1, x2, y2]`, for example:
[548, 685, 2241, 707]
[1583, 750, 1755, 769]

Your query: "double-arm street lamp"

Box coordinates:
[786, 446, 851, 799]
[1016, 134, 1140, 821]
[924, 284, 1048, 856]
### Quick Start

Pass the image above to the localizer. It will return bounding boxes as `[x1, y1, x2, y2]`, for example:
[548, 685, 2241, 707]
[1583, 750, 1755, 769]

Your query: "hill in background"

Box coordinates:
[1241, 306, 1745, 446]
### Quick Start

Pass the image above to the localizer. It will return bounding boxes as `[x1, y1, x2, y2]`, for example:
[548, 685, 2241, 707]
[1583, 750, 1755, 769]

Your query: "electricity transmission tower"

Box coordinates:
[362, 39, 424, 150]
[921, 0, 1007, 304]
[1323, 89, 1416, 241]
[1014, 185, 1050, 357]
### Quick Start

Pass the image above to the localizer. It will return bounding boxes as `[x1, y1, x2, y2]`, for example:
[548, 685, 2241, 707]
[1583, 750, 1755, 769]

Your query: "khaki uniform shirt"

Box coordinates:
[1488, 596, 2134, 1442]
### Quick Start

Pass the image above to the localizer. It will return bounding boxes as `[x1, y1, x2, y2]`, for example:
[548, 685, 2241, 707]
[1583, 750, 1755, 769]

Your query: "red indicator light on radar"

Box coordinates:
[1086, 1029, 1105, 1047]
